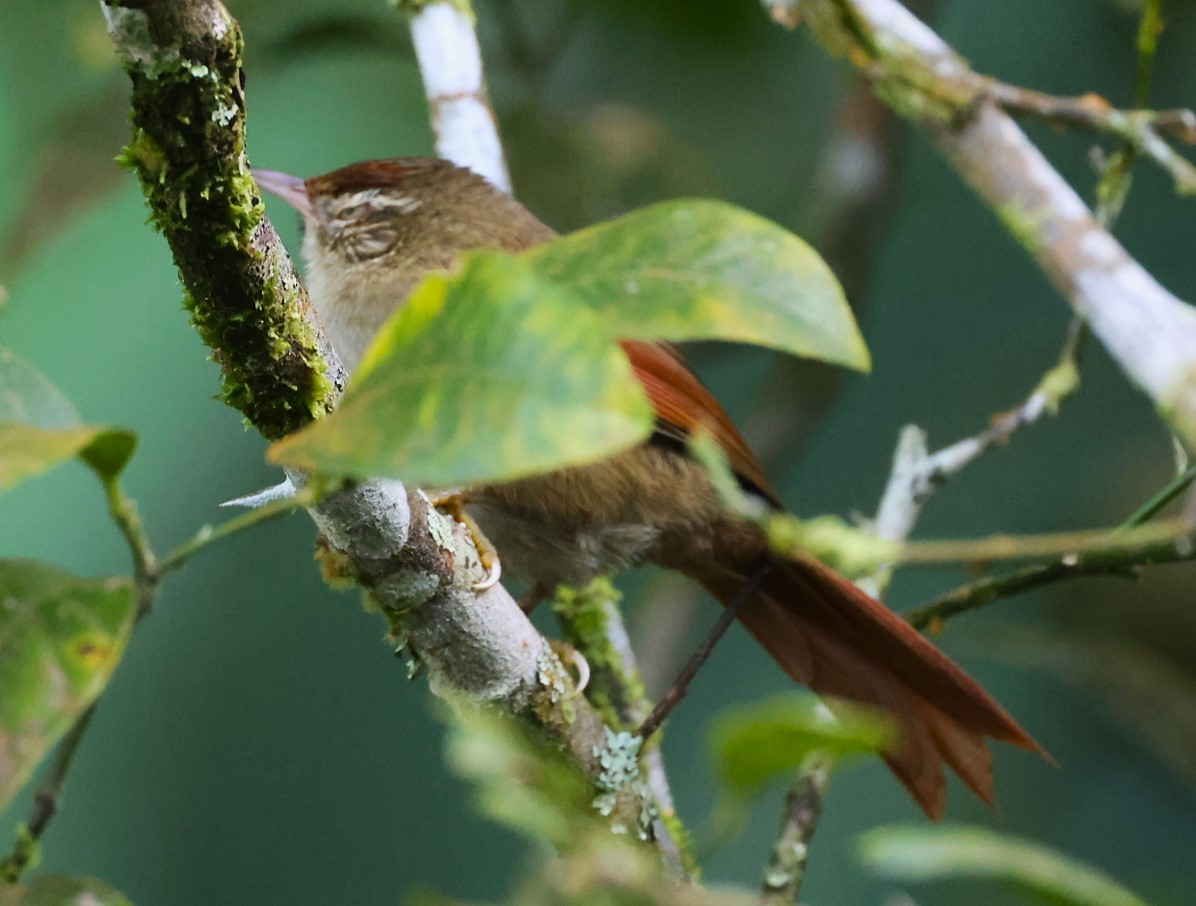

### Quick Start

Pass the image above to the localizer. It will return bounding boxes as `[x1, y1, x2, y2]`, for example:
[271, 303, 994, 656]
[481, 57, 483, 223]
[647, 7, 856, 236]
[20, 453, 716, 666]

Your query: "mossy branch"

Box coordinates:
[101, 0, 342, 439]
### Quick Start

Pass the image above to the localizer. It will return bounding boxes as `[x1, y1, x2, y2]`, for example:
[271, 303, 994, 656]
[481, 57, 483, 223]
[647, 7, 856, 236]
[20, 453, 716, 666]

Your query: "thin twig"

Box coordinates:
[101, 474, 157, 587]
[2, 472, 159, 881]
[985, 82, 1196, 195]
[761, 755, 832, 904]
[907, 464, 1196, 631]
[0, 704, 98, 883]
[157, 485, 318, 576]
[856, 325, 1083, 598]
[636, 563, 771, 742]
[896, 516, 1190, 566]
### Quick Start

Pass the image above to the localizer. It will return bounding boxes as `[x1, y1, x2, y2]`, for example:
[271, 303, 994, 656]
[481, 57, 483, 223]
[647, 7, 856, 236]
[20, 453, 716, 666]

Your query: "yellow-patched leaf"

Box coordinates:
[0, 560, 137, 811]
[270, 252, 654, 487]
[527, 199, 870, 371]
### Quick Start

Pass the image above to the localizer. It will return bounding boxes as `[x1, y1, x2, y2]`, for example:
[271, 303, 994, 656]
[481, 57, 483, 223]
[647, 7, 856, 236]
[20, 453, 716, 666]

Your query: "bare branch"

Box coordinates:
[859, 324, 1083, 597]
[395, 0, 512, 192]
[766, 0, 1196, 447]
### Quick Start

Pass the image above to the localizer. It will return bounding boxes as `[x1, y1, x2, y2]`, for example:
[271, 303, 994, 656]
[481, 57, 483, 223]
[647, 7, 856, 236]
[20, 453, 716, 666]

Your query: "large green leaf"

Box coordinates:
[526, 199, 870, 371]
[0, 347, 135, 490]
[0, 560, 137, 811]
[270, 251, 654, 486]
[711, 693, 896, 796]
[0, 875, 133, 906]
[858, 825, 1153, 906]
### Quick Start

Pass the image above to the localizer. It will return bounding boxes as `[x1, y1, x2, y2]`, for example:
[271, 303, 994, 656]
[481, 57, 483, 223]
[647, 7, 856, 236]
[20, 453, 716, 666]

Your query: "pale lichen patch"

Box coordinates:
[592, 729, 657, 838]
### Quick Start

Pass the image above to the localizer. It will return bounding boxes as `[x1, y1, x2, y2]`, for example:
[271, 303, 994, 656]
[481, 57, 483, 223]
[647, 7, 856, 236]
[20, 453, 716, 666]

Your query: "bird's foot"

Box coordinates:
[426, 490, 502, 591]
[549, 639, 591, 695]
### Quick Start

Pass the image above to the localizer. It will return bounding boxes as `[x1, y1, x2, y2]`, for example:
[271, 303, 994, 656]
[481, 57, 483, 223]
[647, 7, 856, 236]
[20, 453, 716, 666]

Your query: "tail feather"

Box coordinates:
[697, 555, 1041, 818]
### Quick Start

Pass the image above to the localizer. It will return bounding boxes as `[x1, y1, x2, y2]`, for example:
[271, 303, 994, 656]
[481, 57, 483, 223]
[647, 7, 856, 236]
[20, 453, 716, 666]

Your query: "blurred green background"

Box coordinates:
[2, 0, 1195, 902]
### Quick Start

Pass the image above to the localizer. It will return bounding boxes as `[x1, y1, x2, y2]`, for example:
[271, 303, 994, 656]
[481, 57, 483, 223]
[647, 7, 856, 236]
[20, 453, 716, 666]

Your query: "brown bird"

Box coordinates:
[254, 157, 1042, 818]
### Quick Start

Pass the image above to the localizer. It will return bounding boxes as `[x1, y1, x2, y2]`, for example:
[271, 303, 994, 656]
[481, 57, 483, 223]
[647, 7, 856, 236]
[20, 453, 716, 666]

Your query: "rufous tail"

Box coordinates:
[699, 555, 1042, 819]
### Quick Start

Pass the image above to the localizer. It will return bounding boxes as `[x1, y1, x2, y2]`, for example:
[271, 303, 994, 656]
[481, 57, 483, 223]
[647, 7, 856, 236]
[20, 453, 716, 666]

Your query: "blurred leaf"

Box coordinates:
[0, 874, 133, 906]
[859, 825, 1153, 906]
[269, 251, 654, 486]
[0, 347, 134, 490]
[0, 560, 137, 811]
[0, 86, 129, 275]
[0, 423, 136, 492]
[527, 199, 870, 371]
[443, 702, 597, 849]
[0, 349, 79, 428]
[441, 704, 757, 905]
[711, 693, 895, 795]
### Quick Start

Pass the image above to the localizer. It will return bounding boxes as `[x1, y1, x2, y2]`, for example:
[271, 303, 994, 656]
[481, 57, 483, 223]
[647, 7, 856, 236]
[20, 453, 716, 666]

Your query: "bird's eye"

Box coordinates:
[347, 226, 398, 261]
[336, 201, 375, 222]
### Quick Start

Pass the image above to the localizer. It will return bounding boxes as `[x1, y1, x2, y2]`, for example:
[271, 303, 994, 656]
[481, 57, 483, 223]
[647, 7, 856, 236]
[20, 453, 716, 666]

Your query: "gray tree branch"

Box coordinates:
[767, 0, 1196, 448]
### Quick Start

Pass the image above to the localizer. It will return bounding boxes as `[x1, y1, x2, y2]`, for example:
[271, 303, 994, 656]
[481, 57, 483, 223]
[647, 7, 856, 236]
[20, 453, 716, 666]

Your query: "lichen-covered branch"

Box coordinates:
[766, 0, 1196, 448]
[552, 579, 689, 873]
[393, 0, 512, 192]
[761, 755, 832, 903]
[102, 0, 653, 837]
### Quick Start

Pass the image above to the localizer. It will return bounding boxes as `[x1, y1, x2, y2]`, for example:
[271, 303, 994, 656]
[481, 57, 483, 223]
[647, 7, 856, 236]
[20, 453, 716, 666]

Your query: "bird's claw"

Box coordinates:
[472, 554, 502, 591]
[549, 640, 591, 696]
[426, 490, 503, 593]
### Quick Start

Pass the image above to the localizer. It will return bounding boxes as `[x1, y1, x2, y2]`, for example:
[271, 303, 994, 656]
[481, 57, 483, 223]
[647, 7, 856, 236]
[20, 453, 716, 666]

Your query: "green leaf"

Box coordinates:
[0, 560, 137, 812]
[527, 199, 870, 371]
[0, 347, 135, 490]
[270, 251, 654, 486]
[0, 348, 79, 428]
[858, 825, 1153, 906]
[0, 875, 133, 906]
[0, 423, 136, 491]
[711, 693, 896, 795]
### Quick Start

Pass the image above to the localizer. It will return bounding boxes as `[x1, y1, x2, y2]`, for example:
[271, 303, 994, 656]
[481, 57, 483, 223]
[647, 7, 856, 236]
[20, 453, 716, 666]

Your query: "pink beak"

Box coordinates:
[253, 168, 313, 218]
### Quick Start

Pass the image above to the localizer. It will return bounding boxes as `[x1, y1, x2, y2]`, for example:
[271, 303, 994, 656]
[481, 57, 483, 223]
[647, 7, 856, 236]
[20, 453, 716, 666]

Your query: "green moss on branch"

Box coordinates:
[103, 0, 341, 438]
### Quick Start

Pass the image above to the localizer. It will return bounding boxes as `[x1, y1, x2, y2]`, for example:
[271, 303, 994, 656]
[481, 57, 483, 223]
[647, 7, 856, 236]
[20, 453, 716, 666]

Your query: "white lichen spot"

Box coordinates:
[591, 728, 658, 838]
[419, 492, 456, 552]
[765, 859, 801, 888]
[101, 3, 181, 78]
[211, 104, 238, 126]
[536, 648, 569, 704]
